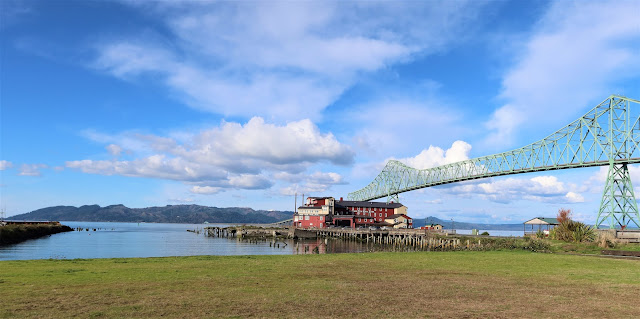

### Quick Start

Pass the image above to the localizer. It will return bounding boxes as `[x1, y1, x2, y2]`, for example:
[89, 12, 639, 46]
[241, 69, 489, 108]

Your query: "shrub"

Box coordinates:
[535, 229, 545, 239]
[480, 231, 490, 236]
[551, 209, 596, 243]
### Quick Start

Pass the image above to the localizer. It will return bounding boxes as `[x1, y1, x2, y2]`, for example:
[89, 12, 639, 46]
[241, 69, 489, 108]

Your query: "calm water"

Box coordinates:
[0, 222, 374, 260]
[0, 222, 523, 261]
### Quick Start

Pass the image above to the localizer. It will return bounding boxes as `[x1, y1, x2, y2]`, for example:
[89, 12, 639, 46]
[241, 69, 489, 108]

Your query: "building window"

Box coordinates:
[320, 216, 324, 221]
[305, 216, 309, 220]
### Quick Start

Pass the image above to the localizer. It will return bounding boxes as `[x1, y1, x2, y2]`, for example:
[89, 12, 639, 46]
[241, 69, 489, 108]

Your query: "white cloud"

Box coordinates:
[190, 186, 222, 195]
[565, 192, 585, 203]
[0, 160, 12, 170]
[68, 117, 352, 193]
[94, 2, 487, 120]
[106, 144, 123, 156]
[486, 1, 640, 147]
[443, 175, 584, 204]
[18, 164, 47, 176]
[66, 156, 227, 182]
[187, 117, 353, 166]
[399, 141, 472, 169]
[277, 171, 347, 196]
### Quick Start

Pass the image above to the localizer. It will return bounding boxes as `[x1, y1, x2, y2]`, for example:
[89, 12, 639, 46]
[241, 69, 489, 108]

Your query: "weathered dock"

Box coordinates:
[315, 228, 465, 251]
[205, 227, 238, 238]
[205, 226, 506, 251]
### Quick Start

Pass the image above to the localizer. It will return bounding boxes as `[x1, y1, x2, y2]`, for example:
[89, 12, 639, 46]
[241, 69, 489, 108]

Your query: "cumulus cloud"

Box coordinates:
[187, 117, 353, 166]
[0, 160, 12, 170]
[443, 175, 584, 204]
[278, 171, 347, 196]
[68, 118, 352, 194]
[399, 141, 472, 169]
[93, 1, 487, 120]
[18, 164, 48, 177]
[485, 1, 640, 146]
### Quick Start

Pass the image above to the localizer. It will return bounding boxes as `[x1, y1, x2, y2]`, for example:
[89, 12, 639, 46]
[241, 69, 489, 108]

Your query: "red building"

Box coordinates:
[293, 197, 411, 229]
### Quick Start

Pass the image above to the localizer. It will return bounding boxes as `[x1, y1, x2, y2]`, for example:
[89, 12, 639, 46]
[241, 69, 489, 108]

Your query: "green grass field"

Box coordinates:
[1, 251, 639, 318]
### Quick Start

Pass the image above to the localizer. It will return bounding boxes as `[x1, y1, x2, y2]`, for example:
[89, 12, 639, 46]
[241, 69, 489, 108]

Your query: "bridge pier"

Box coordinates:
[597, 163, 640, 229]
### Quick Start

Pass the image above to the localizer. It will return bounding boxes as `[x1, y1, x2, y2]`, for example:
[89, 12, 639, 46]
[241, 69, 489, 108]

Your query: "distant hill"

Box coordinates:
[9, 204, 293, 224]
[413, 216, 524, 231]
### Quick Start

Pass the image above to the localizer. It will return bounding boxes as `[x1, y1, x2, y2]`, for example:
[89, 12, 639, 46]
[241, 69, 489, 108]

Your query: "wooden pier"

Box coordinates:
[205, 227, 238, 238]
[204, 226, 495, 251]
[315, 228, 466, 251]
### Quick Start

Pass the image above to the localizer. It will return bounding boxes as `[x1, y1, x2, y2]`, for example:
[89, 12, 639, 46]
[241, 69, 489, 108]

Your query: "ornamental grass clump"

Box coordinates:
[551, 208, 596, 243]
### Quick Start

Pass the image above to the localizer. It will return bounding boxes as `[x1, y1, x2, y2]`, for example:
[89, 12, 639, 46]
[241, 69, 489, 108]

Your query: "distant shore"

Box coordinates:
[0, 224, 73, 245]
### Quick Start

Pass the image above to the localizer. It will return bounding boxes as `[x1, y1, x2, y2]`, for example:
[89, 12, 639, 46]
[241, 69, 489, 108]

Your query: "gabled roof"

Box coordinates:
[524, 217, 560, 225]
[385, 214, 411, 220]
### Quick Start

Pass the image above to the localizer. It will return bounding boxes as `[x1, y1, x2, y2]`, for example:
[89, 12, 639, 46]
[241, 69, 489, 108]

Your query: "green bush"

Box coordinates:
[480, 231, 490, 236]
[551, 219, 596, 243]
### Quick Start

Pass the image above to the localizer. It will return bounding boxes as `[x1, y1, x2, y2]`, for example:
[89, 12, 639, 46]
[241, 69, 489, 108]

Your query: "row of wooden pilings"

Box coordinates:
[205, 227, 237, 238]
[316, 229, 470, 251]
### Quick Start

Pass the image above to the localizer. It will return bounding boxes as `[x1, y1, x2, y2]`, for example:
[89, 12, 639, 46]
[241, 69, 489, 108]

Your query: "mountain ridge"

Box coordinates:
[9, 204, 293, 224]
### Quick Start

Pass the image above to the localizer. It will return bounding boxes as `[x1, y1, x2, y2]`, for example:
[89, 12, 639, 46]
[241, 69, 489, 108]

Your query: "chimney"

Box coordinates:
[340, 197, 343, 201]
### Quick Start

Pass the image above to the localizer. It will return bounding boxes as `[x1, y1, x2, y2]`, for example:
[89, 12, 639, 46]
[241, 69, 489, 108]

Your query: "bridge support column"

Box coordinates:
[596, 163, 640, 229]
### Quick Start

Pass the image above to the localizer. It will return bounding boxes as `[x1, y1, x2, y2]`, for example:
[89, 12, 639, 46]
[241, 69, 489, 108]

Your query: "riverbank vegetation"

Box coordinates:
[0, 224, 72, 245]
[1, 251, 638, 318]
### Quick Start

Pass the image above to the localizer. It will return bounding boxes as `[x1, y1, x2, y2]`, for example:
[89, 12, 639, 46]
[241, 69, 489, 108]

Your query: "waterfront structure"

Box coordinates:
[293, 197, 410, 229]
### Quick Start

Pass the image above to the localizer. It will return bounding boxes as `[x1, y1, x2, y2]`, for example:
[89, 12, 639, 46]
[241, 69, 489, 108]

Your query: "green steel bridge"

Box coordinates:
[348, 95, 640, 229]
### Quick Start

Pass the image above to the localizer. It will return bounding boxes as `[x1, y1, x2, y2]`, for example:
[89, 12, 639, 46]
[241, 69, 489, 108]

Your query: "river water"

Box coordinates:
[0, 222, 523, 261]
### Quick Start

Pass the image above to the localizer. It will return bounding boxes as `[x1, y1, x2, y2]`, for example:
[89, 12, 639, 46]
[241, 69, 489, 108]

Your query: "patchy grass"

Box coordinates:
[1, 251, 639, 318]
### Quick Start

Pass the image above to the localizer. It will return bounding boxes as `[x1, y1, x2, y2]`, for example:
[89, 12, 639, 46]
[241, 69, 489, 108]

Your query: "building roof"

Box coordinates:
[385, 214, 411, 220]
[524, 217, 560, 225]
[336, 200, 404, 209]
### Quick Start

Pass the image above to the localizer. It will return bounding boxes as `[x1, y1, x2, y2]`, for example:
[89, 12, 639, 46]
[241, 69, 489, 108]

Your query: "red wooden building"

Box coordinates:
[293, 197, 411, 229]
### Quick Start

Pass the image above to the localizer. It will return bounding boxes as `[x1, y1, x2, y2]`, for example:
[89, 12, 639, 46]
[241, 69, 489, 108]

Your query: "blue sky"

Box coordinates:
[1, 0, 639, 224]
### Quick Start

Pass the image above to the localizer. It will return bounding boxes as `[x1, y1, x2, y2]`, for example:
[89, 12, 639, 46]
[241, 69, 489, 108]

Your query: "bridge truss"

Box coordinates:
[348, 95, 640, 229]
